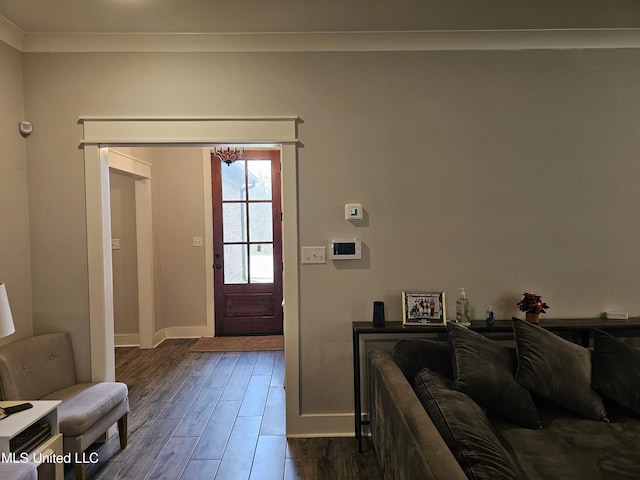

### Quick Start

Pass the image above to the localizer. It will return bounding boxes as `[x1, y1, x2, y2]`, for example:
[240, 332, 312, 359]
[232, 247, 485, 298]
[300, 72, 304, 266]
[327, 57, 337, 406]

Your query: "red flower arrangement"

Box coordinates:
[517, 292, 549, 314]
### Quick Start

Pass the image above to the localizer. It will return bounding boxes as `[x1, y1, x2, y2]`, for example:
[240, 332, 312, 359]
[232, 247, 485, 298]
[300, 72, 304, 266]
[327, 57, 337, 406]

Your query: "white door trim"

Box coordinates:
[81, 116, 302, 435]
[201, 148, 215, 337]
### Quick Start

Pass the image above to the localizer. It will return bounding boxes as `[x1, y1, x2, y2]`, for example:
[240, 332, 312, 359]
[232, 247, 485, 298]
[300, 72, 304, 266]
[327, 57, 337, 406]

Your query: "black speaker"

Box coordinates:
[373, 301, 385, 327]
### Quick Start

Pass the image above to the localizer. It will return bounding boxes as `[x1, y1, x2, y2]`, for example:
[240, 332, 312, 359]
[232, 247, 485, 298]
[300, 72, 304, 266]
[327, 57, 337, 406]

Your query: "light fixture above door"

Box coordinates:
[213, 146, 245, 166]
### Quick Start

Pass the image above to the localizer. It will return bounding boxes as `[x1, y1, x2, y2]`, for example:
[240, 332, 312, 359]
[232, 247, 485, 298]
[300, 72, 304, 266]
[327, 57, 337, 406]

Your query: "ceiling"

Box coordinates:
[1, 0, 640, 35]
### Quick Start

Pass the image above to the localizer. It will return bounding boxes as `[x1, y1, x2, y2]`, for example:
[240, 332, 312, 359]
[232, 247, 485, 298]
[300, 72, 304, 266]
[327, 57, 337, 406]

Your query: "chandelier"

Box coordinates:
[213, 146, 245, 166]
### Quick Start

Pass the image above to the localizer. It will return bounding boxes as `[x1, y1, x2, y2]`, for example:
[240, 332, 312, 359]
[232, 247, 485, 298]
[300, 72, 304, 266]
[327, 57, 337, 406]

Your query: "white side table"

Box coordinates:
[0, 400, 63, 480]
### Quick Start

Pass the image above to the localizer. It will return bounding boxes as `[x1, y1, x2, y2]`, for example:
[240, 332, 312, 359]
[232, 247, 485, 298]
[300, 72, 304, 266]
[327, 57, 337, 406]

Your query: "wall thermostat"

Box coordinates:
[328, 238, 361, 260]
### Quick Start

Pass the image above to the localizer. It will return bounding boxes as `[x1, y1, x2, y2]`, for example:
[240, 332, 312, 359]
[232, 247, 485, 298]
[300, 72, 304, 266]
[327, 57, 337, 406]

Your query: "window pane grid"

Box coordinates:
[220, 158, 275, 285]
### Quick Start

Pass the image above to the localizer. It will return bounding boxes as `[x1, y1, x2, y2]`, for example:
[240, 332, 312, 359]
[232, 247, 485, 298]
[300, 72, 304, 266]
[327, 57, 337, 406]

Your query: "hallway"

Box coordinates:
[70, 339, 382, 479]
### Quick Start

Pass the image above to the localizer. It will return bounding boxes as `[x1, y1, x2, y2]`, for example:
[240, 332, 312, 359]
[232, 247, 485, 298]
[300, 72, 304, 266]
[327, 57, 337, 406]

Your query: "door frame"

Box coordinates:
[81, 116, 304, 435]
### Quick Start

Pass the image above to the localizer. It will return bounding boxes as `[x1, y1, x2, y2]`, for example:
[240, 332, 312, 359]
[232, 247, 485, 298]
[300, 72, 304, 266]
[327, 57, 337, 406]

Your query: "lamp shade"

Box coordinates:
[0, 283, 15, 338]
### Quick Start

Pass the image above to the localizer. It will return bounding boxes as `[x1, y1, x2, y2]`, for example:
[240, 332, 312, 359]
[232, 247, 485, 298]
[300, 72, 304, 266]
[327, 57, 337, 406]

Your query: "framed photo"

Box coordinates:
[402, 291, 446, 325]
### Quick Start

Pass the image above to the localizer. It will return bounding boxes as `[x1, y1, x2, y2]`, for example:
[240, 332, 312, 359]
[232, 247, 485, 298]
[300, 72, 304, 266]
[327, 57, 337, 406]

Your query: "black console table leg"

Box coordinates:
[353, 328, 363, 452]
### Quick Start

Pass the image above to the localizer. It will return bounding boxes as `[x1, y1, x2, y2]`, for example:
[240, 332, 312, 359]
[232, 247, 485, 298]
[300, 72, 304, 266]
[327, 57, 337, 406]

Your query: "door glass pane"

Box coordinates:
[223, 203, 247, 242]
[248, 160, 272, 201]
[249, 203, 273, 242]
[221, 160, 246, 201]
[250, 244, 274, 283]
[224, 244, 248, 284]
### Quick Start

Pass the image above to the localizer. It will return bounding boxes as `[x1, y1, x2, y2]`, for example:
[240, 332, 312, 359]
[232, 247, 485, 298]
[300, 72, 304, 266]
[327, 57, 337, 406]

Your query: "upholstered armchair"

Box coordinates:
[0, 333, 128, 480]
[0, 462, 37, 480]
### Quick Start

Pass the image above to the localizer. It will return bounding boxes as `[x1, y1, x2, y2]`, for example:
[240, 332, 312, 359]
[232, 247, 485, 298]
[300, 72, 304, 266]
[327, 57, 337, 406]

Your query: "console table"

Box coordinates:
[352, 318, 640, 451]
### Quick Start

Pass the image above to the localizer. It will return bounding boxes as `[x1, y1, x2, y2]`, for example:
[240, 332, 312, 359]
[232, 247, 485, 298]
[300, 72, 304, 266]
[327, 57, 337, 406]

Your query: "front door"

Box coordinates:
[211, 149, 283, 336]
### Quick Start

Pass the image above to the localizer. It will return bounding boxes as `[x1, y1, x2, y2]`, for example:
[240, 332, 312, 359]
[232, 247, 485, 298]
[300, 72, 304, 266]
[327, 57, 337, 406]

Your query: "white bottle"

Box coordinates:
[455, 288, 471, 326]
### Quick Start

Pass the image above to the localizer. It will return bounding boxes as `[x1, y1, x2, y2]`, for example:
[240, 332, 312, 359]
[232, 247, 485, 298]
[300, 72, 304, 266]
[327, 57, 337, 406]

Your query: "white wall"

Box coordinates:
[0, 41, 32, 345]
[20, 48, 640, 430]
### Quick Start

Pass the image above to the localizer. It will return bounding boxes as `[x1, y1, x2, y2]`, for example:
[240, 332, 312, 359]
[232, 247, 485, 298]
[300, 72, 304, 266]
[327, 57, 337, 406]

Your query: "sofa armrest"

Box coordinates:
[369, 350, 466, 480]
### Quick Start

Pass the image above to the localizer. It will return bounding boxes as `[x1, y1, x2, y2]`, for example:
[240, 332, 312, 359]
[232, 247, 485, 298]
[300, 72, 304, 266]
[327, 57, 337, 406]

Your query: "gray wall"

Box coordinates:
[16, 47, 640, 420]
[0, 41, 32, 345]
[151, 148, 207, 333]
[110, 170, 139, 336]
[110, 147, 207, 340]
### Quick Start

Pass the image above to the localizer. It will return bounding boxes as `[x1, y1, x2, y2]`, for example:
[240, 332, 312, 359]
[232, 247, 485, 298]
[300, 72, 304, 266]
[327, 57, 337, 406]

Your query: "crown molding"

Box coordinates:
[0, 15, 24, 51]
[3, 28, 640, 53]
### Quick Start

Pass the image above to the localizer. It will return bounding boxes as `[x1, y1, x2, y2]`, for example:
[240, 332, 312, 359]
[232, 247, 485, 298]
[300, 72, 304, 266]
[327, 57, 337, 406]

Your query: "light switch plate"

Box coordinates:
[302, 246, 326, 264]
[111, 239, 121, 250]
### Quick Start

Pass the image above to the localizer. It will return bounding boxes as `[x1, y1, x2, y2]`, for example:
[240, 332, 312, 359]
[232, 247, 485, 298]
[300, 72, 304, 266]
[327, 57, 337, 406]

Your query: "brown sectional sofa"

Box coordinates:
[369, 321, 640, 480]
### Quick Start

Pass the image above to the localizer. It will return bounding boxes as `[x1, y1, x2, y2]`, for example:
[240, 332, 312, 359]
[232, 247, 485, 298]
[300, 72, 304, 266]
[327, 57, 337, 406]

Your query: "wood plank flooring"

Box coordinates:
[67, 339, 382, 480]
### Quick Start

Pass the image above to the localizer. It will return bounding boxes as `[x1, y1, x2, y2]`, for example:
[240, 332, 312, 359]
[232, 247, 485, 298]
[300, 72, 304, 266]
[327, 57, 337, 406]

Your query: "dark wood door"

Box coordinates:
[211, 149, 283, 336]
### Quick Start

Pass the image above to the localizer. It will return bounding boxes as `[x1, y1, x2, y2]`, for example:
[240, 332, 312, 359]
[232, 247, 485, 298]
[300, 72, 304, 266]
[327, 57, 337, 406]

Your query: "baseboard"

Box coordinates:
[114, 333, 140, 347]
[163, 325, 211, 339]
[286, 413, 354, 438]
[115, 326, 210, 348]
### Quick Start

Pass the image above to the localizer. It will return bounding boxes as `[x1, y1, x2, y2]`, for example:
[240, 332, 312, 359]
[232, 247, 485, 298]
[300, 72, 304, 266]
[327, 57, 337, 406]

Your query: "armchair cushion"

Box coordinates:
[0, 462, 38, 480]
[42, 382, 128, 436]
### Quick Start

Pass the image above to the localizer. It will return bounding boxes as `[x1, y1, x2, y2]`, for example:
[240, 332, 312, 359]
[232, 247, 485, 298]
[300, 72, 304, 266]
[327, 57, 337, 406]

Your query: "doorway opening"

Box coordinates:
[82, 115, 302, 435]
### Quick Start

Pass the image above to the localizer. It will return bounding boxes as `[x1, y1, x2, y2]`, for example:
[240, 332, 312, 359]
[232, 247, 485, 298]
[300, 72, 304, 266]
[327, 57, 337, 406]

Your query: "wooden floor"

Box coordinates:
[68, 339, 382, 480]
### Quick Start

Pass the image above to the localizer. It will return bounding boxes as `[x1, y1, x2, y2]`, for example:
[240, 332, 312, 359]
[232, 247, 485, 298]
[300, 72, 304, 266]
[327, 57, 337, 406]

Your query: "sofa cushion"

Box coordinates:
[42, 382, 128, 436]
[447, 323, 541, 428]
[513, 319, 607, 421]
[592, 329, 640, 416]
[492, 406, 640, 480]
[393, 339, 453, 383]
[414, 368, 524, 480]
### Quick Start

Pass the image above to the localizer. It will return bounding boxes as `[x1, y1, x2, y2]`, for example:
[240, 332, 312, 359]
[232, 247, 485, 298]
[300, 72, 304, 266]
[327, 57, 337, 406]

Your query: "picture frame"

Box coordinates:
[402, 291, 446, 325]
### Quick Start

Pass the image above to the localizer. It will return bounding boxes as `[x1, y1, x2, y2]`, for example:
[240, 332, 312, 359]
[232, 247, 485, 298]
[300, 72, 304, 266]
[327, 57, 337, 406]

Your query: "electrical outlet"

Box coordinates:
[192, 237, 203, 247]
[111, 239, 120, 250]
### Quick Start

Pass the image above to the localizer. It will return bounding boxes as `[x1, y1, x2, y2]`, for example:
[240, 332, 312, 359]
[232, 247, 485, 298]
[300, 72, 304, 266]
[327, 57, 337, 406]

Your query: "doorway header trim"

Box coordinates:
[79, 116, 300, 146]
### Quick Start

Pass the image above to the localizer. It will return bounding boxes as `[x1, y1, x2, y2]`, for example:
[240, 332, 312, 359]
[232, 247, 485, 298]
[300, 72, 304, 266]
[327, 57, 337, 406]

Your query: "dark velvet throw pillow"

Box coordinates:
[447, 323, 541, 428]
[513, 319, 607, 421]
[592, 329, 640, 416]
[393, 339, 453, 383]
[414, 368, 524, 480]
